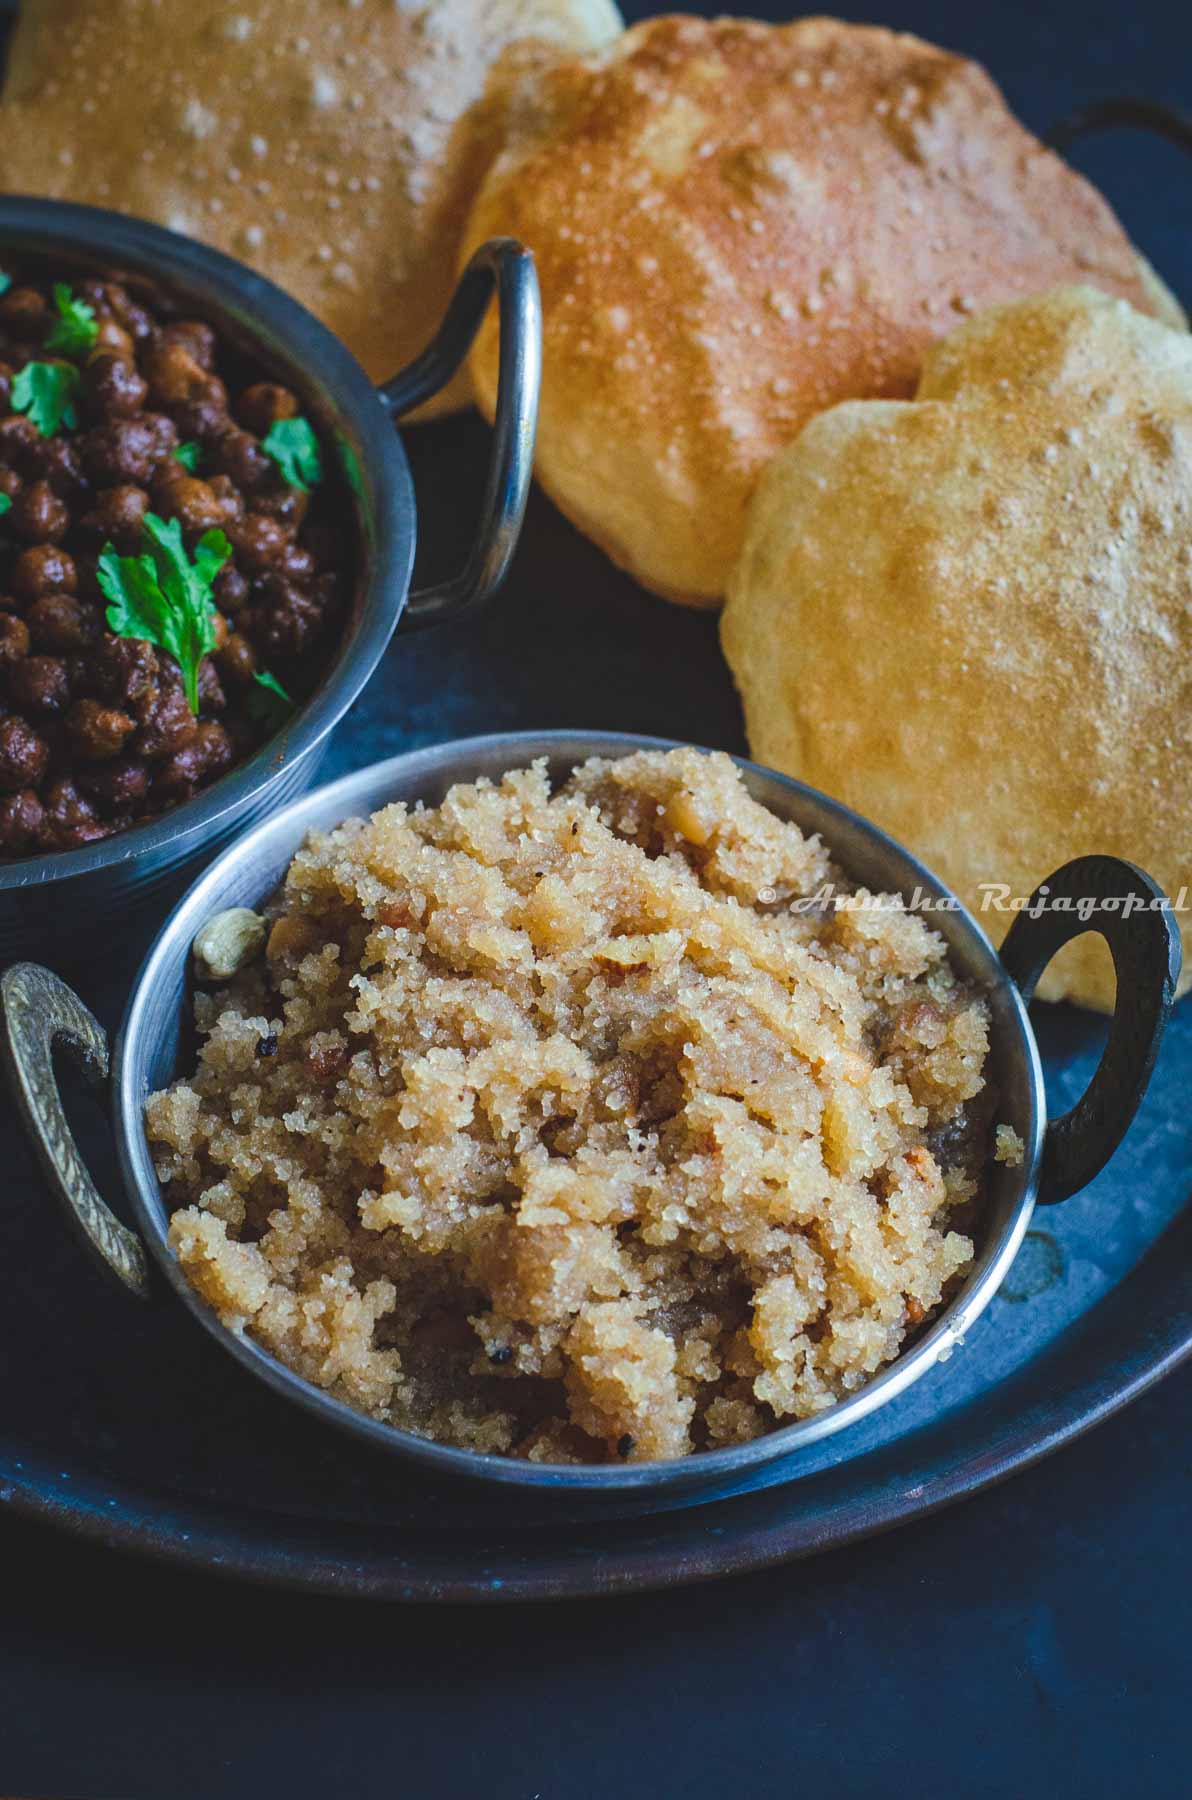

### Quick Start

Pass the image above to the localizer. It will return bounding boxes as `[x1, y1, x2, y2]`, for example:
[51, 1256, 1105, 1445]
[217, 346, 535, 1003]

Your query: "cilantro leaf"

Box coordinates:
[0, 493, 10, 517]
[98, 544, 167, 640]
[174, 440, 201, 472]
[0, 272, 10, 296]
[97, 512, 231, 714]
[253, 668, 291, 706]
[45, 283, 98, 358]
[12, 360, 80, 436]
[248, 668, 294, 733]
[262, 416, 322, 492]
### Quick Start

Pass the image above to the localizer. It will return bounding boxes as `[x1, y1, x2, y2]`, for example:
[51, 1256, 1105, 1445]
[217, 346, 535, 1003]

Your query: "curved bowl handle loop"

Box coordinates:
[0, 963, 150, 1297]
[378, 238, 542, 632]
[998, 857, 1181, 1205]
[1045, 96, 1192, 159]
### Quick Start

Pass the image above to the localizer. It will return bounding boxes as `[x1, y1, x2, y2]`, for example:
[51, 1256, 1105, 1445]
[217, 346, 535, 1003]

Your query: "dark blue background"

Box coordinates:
[2, 0, 1190, 1793]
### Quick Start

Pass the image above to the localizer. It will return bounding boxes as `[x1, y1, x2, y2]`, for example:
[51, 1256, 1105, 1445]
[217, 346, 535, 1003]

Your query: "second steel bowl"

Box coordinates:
[1, 732, 1180, 1497]
[0, 196, 542, 961]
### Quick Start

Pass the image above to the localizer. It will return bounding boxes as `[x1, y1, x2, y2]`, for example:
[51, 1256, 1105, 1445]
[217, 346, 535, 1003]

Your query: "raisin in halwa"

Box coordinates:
[147, 750, 1006, 1463]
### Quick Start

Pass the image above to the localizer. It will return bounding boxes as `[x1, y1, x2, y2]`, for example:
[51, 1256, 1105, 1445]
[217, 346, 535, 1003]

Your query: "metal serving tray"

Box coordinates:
[2, 98, 1190, 1601]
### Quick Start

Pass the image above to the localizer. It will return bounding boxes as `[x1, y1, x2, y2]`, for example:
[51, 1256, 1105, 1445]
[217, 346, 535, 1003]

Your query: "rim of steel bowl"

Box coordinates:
[0, 195, 411, 893]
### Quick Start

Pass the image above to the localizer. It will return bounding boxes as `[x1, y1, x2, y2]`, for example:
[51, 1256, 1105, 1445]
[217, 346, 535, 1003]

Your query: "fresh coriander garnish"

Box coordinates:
[0, 272, 11, 296]
[97, 512, 231, 714]
[248, 668, 294, 732]
[44, 283, 99, 358]
[12, 360, 80, 436]
[174, 441, 201, 473]
[262, 416, 322, 492]
[0, 493, 10, 517]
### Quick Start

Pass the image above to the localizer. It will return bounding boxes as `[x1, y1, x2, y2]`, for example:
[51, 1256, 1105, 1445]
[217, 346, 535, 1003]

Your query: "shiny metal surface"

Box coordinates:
[95, 730, 1049, 1495]
[380, 239, 541, 630]
[0, 200, 540, 960]
[0, 963, 150, 1296]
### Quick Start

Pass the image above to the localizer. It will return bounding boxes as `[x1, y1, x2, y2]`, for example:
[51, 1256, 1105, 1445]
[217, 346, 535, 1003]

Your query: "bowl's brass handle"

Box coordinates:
[998, 857, 1182, 1205]
[378, 238, 542, 632]
[0, 963, 150, 1297]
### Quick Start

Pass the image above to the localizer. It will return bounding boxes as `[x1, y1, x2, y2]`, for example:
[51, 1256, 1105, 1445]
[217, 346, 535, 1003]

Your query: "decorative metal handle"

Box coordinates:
[378, 238, 542, 632]
[1045, 97, 1192, 159]
[999, 857, 1181, 1205]
[0, 963, 150, 1296]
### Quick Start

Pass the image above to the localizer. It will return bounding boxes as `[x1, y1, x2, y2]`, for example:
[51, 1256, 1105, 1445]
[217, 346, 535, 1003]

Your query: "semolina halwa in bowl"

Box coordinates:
[141, 739, 1036, 1479]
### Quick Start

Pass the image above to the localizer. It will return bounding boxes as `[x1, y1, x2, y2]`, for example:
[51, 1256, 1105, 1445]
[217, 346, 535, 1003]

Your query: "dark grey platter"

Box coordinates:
[4, 85, 1192, 1600]
[2, 408, 1191, 1602]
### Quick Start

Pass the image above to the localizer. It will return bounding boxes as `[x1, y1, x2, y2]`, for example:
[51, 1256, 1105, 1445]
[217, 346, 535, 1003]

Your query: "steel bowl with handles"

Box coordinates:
[1, 732, 1181, 1498]
[0, 197, 541, 961]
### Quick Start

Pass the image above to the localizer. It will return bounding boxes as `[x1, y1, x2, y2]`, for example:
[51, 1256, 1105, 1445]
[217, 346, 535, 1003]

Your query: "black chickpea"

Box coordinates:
[27, 595, 100, 653]
[275, 542, 316, 584]
[25, 436, 89, 502]
[152, 721, 225, 800]
[213, 564, 249, 613]
[213, 427, 272, 492]
[132, 676, 199, 759]
[205, 474, 244, 526]
[105, 289, 155, 348]
[162, 321, 218, 371]
[141, 413, 179, 461]
[254, 482, 310, 530]
[0, 287, 49, 338]
[66, 698, 136, 760]
[79, 484, 150, 552]
[236, 382, 299, 437]
[229, 512, 289, 573]
[0, 415, 39, 465]
[0, 714, 50, 790]
[12, 545, 78, 603]
[0, 788, 44, 851]
[155, 473, 226, 535]
[10, 482, 71, 545]
[244, 577, 324, 658]
[94, 635, 157, 711]
[170, 380, 230, 446]
[0, 614, 31, 664]
[81, 419, 164, 487]
[77, 756, 149, 813]
[217, 631, 256, 684]
[144, 340, 212, 408]
[9, 654, 71, 715]
[82, 352, 149, 421]
[92, 319, 136, 359]
[41, 777, 106, 849]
